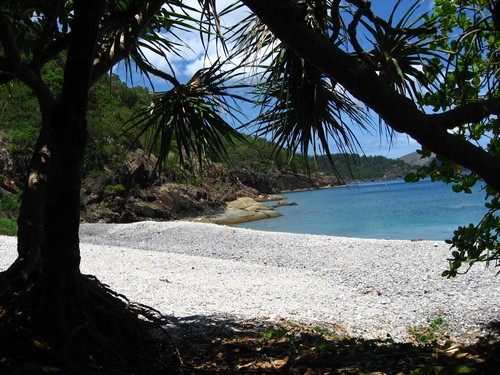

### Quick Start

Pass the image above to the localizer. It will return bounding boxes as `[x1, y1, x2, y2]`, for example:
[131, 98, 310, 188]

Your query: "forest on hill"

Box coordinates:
[314, 153, 416, 181]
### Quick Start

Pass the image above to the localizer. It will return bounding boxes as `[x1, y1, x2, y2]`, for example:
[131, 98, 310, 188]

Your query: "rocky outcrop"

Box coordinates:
[0, 141, 18, 192]
[191, 197, 283, 225]
[81, 179, 228, 223]
[80, 150, 265, 223]
[122, 149, 157, 189]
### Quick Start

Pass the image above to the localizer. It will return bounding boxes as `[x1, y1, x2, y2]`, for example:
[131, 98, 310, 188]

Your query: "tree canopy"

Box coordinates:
[0, 0, 499, 371]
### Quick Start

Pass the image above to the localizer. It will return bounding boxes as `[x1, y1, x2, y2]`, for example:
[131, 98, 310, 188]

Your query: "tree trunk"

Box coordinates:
[33, 105, 87, 340]
[0, 0, 97, 343]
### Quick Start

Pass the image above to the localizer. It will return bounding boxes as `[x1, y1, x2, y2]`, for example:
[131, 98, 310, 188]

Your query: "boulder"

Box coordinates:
[121, 149, 157, 188]
[196, 209, 282, 225]
[227, 197, 270, 211]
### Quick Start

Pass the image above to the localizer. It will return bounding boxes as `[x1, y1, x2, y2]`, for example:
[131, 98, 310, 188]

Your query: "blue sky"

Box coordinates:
[121, 0, 436, 159]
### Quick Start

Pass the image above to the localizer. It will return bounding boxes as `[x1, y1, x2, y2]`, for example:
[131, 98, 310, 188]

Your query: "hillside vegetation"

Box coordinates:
[314, 153, 415, 181]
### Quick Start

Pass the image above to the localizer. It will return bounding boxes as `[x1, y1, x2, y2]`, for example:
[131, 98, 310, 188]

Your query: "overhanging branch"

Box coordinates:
[91, 0, 168, 84]
[131, 48, 180, 87]
[430, 98, 500, 130]
[345, 0, 437, 36]
[242, 0, 500, 192]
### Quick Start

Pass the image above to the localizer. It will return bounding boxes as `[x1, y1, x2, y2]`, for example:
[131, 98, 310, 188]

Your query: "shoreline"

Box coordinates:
[2, 221, 498, 343]
[193, 178, 403, 227]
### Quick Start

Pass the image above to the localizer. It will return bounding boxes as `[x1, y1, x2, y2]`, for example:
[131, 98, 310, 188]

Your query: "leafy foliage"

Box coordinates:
[210, 133, 313, 173]
[0, 62, 150, 177]
[0, 217, 17, 236]
[103, 183, 126, 196]
[360, 0, 441, 101]
[0, 191, 20, 212]
[402, 0, 500, 276]
[86, 73, 150, 174]
[0, 191, 20, 236]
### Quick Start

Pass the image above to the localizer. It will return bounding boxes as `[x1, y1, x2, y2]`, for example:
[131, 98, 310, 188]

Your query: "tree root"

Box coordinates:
[0, 273, 180, 374]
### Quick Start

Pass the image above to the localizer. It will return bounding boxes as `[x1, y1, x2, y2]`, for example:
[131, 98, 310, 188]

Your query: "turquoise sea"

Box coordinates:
[235, 179, 489, 240]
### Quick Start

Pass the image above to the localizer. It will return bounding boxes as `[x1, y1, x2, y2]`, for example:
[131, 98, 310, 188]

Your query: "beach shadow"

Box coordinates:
[162, 315, 500, 374]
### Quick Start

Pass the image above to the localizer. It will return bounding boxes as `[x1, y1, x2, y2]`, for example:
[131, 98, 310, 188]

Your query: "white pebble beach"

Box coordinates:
[1, 221, 499, 343]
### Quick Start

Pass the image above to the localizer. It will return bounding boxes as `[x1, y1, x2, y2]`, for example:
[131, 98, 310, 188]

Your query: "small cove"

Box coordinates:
[235, 179, 489, 240]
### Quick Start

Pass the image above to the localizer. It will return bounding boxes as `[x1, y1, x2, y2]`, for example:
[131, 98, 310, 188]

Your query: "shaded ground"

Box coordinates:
[1, 313, 499, 374]
[164, 317, 500, 375]
[166, 316, 500, 374]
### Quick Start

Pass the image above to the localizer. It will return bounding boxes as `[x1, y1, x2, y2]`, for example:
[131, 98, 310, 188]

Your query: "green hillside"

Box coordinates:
[0, 60, 416, 184]
[314, 153, 415, 181]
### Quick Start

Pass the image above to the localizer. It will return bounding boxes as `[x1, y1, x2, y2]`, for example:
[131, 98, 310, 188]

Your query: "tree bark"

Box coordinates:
[1, 0, 104, 342]
[242, 0, 500, 193]
[0, 1, 170, 369]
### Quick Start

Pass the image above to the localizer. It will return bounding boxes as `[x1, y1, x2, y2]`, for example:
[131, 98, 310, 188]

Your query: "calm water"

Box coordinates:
[235, 179, 488, 240]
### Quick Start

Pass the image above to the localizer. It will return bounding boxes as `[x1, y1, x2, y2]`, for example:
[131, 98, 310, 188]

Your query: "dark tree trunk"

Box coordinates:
[0, 0, 99, 347]
[0, 1, 166, 370]
[33, 106, 88, 340]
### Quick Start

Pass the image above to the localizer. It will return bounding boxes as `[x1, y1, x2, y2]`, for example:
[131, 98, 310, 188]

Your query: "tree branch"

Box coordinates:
[0, 57, 14, 84]
[242, 0, 500, 192]
[91, 0, 168, 84]
[0, 12, 22, 66]
[431, 98, 500, 130]
[329, 0, 342, 43]
[131, 48, 180, 87]
[345, 0, 437, 36]
[347, 6, 376, 66]
[0, 12, 54, 112]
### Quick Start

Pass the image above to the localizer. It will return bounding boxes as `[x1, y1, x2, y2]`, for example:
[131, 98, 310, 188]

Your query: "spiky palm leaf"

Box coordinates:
[361, 0, 440, 100]
[228, 6, 371, 175]
[106, 0, 222, 86]
[254, 47, 371, 169]
[126, 61, 249, 171]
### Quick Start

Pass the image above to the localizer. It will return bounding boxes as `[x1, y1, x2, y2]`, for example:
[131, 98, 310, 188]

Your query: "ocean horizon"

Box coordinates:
[235, 179, 489, 241]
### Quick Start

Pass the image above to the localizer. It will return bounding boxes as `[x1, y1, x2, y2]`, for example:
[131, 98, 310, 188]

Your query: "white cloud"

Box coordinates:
[135, 1, 252, 89]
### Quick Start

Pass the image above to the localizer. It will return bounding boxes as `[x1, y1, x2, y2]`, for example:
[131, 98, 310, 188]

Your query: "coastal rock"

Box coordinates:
[78, 152, 337, 224]
[122, 149, 157, 188]
[226, 197, 270, 211]
[195, 209, 282, 225]
[193, 196, 283, 225]
[255, 194, 287, 202]
[81, 182, 225, 223]
[231, 168, 337, 193]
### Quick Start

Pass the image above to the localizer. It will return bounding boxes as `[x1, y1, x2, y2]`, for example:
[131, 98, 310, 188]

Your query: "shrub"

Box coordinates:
[0, 191, 21, 212]
[0, 217, 17, 236]
[103, 184, 126, 196]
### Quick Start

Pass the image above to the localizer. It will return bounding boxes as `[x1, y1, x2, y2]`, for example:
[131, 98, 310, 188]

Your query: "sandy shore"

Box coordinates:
[1, 221, 499, 343]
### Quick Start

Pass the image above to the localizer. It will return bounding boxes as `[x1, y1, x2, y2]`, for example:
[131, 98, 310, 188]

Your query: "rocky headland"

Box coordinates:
[77, 149, 337, 224]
